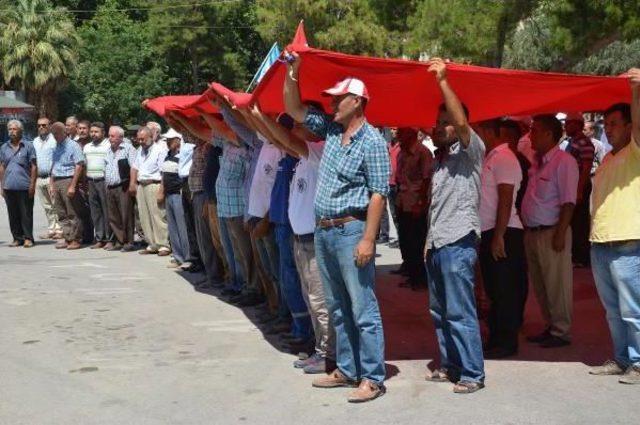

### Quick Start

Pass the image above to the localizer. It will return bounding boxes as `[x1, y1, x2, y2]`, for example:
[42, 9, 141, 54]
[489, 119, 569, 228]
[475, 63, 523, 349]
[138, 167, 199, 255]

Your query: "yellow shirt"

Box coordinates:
[590, 138, 640, 242]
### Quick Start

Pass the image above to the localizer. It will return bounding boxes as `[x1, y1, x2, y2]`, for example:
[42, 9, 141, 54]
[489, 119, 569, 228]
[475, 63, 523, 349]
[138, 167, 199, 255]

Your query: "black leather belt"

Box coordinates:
[52, 176, 72, 181]
[87, 177, 105, 182]
[293, 233, 314, 243]
[526, 225, 554, 232]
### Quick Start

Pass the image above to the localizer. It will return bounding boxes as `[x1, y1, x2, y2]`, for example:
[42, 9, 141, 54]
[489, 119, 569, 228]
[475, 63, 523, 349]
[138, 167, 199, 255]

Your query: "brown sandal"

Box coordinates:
[453, 380, 485, 394]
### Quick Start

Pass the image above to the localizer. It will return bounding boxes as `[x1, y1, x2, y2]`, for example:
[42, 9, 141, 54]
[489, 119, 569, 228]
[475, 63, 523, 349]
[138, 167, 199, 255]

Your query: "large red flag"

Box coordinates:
[251, 46, 631, 128]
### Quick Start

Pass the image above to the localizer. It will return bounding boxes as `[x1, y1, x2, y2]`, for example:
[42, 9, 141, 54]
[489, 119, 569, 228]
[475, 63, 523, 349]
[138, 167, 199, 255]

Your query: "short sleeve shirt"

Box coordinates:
[32, 134, 55, 177]
[269, 155, 298, 225]
[427, 130, 486, 249]
[133, 143, 167, 181]
[248, 139, 283, 218]
[591, 139, 640, 242]
[479, 143, 523, 232]
[396, 143, 433, 214]
[84, 139, 110, 179]
[215, 138, 250, 218]
[0, 140, 36, 190]
[304, 108, 390, 219]
[289, 141, 325, 235]
[51, 139, 85, 178]
[105, 143, 136, 187]
[521, 146, 579, 227]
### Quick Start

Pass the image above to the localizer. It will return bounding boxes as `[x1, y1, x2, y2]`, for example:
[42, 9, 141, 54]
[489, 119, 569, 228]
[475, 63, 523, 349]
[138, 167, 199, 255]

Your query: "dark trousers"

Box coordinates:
[4, 190, 34, 243]
[379, 185, 397, 240]
[571, 184, 591, 265]
[397, 210, 428, 284]
[88, 179, 112, 242]
[182, 181, 202, 265]
[479, 227, 527, 351]
[106, 184, 134, 245]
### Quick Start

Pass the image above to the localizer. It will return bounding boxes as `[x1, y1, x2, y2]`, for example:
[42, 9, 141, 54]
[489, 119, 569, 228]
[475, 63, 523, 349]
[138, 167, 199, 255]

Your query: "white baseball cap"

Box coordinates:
[162, 128, 182, 140]
[322, 77, 370, 100]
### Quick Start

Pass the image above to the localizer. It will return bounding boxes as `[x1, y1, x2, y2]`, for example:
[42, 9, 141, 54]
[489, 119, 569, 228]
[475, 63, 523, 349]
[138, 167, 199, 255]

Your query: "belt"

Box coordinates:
[293, 233, 315, 243]
[525, 225, 555, 232]
[593, 239, 639, 247]
[107, 182, 125, 189]
[87, 177, 105, 182]
[138, 179, 161, 186]
[317, 215, 362, 229]
[52, 176, 72, 181]
[38, 174, 49, 179]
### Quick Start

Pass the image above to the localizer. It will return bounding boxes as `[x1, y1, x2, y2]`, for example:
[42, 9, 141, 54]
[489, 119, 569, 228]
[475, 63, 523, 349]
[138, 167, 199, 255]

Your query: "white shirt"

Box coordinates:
[479, 143, 523, 232]
[289, 141, 325, 235]
[421, 136, 437, 155]
[133, 143, 168, 181]
[248, 136, 283, 218]
[32, 133, 56, 176]
[83, 139, 110, 179]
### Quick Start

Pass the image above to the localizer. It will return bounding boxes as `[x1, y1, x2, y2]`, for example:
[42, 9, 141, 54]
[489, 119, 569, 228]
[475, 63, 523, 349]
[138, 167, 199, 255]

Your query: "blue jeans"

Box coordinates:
[218, 213, 244, 291]
[166, 193, 191, 264]
[591, 241, 640, 368]
[274, 223, 311, 339]
[426, 231, 485, 383]
[315, 220, 386, 384]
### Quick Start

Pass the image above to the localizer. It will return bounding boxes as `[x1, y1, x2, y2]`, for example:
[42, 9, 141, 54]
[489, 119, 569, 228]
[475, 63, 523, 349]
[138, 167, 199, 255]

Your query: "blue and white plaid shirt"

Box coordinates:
[105, 143, 137, 187]
[214, 137, 251, 218]
[32, 133, 55, 177]
[51, 138, 85, 177]
[304, 108, 390, 219]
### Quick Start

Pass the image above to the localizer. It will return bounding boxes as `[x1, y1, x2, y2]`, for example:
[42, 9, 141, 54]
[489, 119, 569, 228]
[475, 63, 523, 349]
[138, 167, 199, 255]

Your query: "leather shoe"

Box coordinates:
[66, 241, 82, 250]
[526, 328, 551, 343]
[540, 335, 570, 348]
[348, 379, 385, 403]
[9, 240, 22, 247]
[312, 369, 358, 388]
[90, 242, 105, 249]
[23, 239, 34, 248]
[55, 240, 68, 249]
[120, 243, 136, 252]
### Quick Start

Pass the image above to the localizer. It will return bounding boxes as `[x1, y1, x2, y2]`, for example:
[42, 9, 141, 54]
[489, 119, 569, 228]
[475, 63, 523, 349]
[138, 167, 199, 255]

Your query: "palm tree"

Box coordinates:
[0, 0, 80, 116]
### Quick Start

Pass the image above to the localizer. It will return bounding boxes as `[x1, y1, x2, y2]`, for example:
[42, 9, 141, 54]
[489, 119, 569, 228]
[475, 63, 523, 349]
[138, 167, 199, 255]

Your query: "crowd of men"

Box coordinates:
[1, 58, 639, 403]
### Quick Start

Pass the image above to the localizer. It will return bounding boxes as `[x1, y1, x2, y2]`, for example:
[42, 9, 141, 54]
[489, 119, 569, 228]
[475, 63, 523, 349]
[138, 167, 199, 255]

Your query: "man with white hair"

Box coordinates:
[129, 126, 170, 255]
[146, 121, 166, 149]
[105, 126, 137, 251]
[0, 120, 37, 247]
[65, 116, 79, 141]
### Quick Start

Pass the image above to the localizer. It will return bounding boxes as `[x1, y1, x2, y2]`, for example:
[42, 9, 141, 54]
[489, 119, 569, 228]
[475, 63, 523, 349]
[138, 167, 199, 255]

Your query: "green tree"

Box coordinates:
[406, 0, 539, 66]
[147, 0, 267, 93]
[0, 0, 80, 116]
[255, 0, 395, 56]
[63, 0, 174, 124]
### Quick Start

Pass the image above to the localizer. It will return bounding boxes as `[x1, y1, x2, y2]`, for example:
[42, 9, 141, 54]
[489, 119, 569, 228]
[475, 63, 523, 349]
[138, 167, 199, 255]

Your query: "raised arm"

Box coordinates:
[168, 111, 213, 143]
[200, 112, 239, 146]
[249, 105, 306, 159]
[428, 58, 471, 146]
[283, 51, 308, 123]
[629, 68, 640, 146]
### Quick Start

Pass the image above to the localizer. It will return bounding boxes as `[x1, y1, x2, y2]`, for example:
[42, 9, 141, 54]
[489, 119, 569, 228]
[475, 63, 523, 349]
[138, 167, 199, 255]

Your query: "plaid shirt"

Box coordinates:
[51, 138, 85, 177]
[214, 137, 250, 218]
[304, 108, 390, 219]
[188, 143, 208, 192]
[105, 143, 136, 187]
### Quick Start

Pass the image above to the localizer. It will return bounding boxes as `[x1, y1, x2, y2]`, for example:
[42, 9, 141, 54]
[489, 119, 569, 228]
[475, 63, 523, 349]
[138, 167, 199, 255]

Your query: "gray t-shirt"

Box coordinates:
[427, 130, 485, 249]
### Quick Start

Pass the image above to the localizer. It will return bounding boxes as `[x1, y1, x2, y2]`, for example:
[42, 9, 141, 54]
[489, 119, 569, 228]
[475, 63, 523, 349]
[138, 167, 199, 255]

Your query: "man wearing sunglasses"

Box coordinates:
[32, 117, 61, 240]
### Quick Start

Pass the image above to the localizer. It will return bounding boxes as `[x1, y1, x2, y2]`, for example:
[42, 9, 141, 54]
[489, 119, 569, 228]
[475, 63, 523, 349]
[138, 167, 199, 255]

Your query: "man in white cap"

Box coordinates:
[284, 52, 390, 403]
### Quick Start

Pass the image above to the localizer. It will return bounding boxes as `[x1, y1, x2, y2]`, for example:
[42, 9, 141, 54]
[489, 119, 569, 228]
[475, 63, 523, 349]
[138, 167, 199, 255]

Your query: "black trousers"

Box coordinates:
[4, 190, 34, 243]
[571, 182, 591, 265]
[181, 180, 202, 265]
[397, 210, 428, 284]
[479, 227, 527, 351]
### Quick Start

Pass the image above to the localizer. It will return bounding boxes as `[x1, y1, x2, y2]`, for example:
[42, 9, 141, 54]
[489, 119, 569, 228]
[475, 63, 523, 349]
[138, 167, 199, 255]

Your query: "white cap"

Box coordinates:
[322, 77, 370, 100]
[162, 128, 182, 140]
[555, 112, 567, 121]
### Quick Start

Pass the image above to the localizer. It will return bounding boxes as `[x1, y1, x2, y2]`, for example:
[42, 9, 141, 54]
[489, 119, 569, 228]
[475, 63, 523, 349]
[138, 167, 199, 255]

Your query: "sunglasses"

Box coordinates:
[37, 123, 48, 127]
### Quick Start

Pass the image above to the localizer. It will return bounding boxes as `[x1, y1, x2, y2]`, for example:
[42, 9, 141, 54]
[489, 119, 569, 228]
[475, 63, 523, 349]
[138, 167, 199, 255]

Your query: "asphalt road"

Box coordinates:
[0, 199, 635, 425]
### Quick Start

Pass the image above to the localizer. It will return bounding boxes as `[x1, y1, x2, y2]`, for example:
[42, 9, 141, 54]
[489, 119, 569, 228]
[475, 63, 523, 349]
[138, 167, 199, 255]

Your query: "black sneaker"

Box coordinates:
[526, 328, 552, 343]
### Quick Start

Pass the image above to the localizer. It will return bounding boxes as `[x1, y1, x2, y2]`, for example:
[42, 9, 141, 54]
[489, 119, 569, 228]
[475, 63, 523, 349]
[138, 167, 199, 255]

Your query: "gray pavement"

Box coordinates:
[0, 199, 635, 425]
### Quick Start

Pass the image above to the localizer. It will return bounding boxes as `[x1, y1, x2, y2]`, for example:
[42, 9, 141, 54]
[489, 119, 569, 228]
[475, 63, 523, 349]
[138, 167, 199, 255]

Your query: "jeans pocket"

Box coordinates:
[338, 220, 365, 238]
